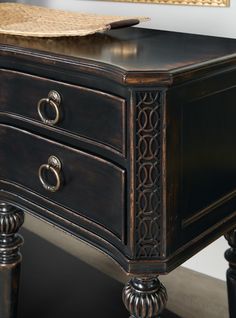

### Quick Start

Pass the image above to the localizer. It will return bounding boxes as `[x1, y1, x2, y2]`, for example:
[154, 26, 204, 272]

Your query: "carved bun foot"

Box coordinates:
[0, 202, 24, 318]
[225, 229, 236, 318]
[122, 277, 168, 318]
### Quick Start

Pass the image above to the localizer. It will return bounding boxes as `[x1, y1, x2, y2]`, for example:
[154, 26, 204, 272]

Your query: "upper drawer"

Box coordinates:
[0, 69, 126, 156]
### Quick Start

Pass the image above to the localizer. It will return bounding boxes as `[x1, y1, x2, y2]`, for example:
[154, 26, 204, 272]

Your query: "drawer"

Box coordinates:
[0, 125, 125, 240]
[0, 69, 126, 156]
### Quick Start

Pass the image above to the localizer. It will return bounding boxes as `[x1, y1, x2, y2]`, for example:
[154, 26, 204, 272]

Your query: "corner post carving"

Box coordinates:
[135, 91, 164, 259]
[122, 276, 167, 318]
[0, 202, 24, 318]
[225, 229, 236, 318]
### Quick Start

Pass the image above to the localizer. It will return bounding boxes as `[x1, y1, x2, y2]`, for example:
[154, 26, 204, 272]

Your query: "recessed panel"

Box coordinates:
[182, 87, 236, 223]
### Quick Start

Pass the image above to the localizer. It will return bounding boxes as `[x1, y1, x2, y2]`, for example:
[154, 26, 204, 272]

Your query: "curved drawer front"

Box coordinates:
[0, 125, 125, 239]
[0, 69, 126, 156]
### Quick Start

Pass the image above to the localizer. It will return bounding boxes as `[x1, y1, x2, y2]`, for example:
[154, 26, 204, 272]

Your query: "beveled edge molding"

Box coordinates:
[107, 0, 230, 6]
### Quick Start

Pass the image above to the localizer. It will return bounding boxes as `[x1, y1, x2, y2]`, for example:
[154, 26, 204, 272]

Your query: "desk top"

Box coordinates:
[1, 27, 236, 85]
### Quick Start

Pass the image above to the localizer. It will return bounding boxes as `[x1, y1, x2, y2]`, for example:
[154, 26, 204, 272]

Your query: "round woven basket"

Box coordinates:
[0, 3, 148, 37]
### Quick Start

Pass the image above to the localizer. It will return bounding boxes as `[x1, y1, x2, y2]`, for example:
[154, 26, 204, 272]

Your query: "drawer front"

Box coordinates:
[0, 125, 125, 239]
[0, 69, 126, 156]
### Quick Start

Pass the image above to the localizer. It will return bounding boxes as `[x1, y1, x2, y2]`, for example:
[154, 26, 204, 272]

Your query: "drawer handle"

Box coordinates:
[37, 90, 61, 125]
[38, 156, 62, 192]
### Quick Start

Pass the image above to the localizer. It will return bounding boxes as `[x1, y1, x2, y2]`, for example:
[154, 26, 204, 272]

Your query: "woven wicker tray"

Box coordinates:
[0, 3, 148, 37]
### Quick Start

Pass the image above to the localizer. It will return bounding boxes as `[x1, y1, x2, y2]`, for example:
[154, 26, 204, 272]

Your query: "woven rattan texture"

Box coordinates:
[0, 3, 147, 37]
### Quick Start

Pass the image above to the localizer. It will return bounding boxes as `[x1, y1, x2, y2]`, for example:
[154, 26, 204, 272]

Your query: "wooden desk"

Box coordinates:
[0, 25, 236, 318]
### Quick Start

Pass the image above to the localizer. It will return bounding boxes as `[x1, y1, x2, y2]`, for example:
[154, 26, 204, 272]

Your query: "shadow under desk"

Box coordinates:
[18, 228, 179, 318]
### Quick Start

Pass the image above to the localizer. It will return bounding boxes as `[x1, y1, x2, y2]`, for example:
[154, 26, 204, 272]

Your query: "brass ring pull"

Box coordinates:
[38, 156, 62, 192]
[37, 90, 61, 125]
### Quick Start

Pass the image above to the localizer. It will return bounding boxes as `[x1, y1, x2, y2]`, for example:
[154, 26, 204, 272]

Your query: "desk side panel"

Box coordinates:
[165, 68, 236, 267]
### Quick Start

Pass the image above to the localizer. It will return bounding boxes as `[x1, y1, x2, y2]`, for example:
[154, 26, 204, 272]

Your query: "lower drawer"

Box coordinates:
[0, 125, 125, 240]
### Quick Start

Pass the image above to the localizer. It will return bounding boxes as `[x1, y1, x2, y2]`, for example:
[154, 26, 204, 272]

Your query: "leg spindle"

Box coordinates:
[0, 202, 24, 318]
[122, 276, 168, 318]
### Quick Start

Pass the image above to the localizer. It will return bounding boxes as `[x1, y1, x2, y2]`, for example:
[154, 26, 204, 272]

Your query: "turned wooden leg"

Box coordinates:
[225, 229, 236, 318]
[122, 277, 168, 318]
[0, 202, 24, 318]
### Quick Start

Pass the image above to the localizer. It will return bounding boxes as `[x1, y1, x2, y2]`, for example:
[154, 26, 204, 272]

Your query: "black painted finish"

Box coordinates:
[1, 27, 236, 86]
[0, 5, 236, 314]
[0, 69, 126, 156]
[0, 125, 125, 241]
[0, 265, 21, 318]
[0, 25, 235, 273]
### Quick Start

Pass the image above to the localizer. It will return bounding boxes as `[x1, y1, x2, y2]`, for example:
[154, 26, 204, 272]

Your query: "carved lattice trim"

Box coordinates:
[135, 91, 163, 259]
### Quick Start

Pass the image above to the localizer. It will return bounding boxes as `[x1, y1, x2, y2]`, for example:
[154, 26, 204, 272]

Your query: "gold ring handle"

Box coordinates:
[38, 156, 62, 192]
[37, 90, 61, 125]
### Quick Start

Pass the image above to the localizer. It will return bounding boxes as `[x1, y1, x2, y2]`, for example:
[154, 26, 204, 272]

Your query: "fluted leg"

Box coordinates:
[0, 202, 24, 318]
[225, 229, 236, 318]
[122, 276, 168, 318]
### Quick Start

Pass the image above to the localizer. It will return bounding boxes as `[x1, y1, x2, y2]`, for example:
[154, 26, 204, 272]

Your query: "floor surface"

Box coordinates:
[18, 228, 180, 318]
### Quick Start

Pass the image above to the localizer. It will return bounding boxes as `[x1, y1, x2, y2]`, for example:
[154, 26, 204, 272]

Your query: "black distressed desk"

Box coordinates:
[0, 26, 236, 318]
